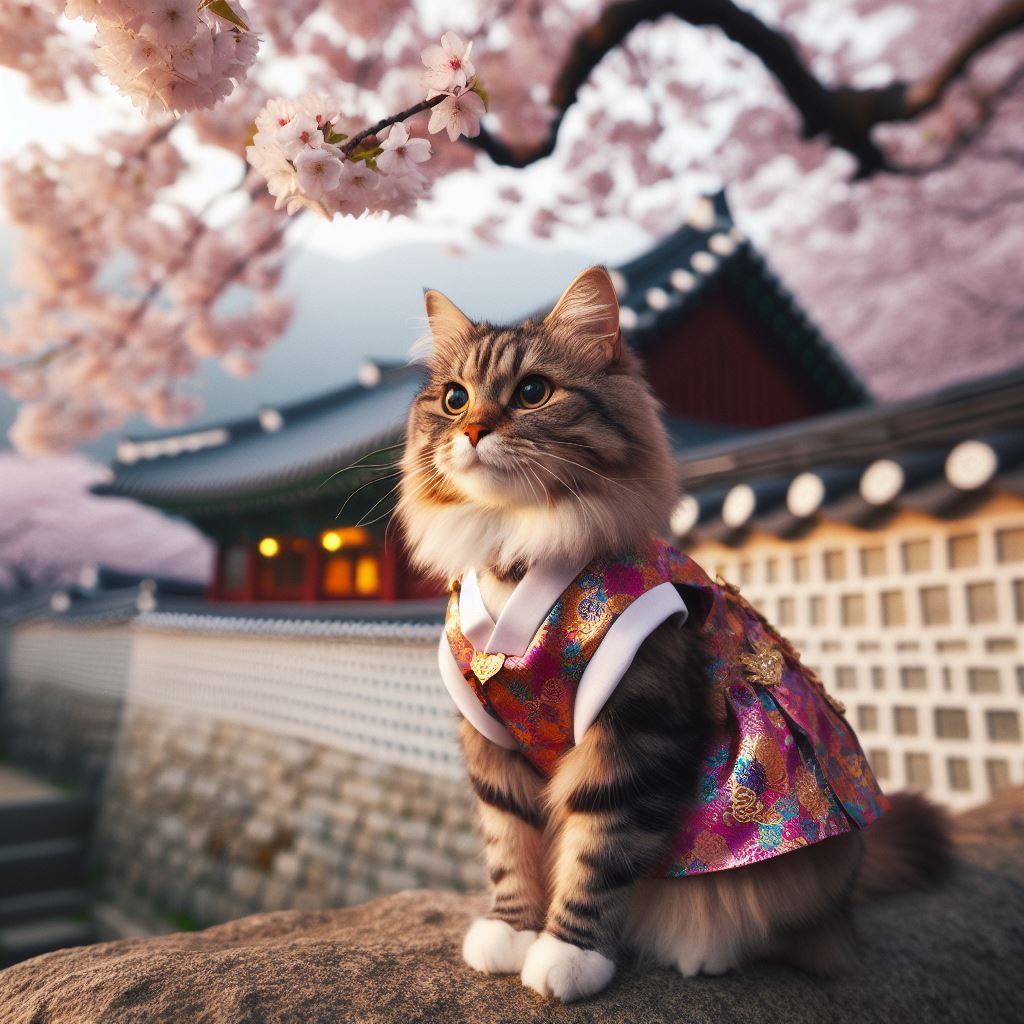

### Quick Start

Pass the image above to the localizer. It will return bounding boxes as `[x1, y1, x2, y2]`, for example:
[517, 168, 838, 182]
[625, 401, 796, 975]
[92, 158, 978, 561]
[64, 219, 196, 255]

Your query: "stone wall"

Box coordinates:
[97, 706, 483, 928]
[90, 612, 485, 929]
[0, 620, 133, 789]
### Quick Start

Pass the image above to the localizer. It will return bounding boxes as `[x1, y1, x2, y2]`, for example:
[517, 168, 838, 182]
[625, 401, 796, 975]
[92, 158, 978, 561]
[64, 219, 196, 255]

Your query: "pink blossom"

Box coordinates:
[143, 1, 198, 49]
[376, 123, 431, 176]
[247, 144, 296, 203]
[169, 29, 214, 78]
[66, 0, 258, 117]
[221, 352, 259, 378]
[428, 89, 485, 142]
[421, 32, 476, 93]
[277, 116, 324, 160]
[296, 92, 342, 127]
[295, 147, 344, 199]
[336, 160, 378, 203]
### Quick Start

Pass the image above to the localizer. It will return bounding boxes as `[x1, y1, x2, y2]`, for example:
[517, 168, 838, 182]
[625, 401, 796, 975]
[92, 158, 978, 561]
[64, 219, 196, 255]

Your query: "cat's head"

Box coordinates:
[397, 266, 679, 579]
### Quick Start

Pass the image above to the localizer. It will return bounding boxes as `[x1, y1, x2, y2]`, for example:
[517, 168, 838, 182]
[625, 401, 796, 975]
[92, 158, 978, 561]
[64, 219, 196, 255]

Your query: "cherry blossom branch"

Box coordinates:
[341, 93, 448, 155]
[888, 64, 1024, 177]
[248, 34, 486, 220]
[464, 0, 1024, 177]
[10, 170, 256, 372]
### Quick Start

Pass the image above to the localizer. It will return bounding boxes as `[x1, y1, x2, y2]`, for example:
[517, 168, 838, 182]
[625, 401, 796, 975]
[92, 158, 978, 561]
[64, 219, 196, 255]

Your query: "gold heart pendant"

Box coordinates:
[471, 651, 506, 685]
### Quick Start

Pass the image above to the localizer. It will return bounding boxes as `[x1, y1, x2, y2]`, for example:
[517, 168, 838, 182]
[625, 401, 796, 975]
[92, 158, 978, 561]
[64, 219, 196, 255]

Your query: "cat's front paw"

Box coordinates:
[462, 917, 538, 975]
[520, 932, 615, 1003]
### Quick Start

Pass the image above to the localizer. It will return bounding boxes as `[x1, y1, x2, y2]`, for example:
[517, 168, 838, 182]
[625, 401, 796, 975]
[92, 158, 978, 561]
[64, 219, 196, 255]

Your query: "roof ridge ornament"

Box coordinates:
[258, 407, 284, 433]
[358, 361, 383, 388]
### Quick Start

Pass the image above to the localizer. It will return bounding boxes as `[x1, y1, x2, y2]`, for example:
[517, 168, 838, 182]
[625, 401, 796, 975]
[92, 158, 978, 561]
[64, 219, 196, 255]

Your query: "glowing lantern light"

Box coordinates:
[320, 526, 371, 551]
[355, 556, 381, 595]
[258, 537, 280, 558]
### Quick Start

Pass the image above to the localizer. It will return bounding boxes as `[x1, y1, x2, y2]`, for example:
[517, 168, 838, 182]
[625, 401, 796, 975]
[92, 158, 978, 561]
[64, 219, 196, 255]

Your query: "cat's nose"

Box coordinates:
[464, 424, 491, 448]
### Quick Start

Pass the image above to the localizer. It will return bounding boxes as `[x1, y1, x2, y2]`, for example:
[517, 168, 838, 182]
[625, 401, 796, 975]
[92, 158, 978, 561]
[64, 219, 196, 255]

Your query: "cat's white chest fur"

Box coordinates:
[475, 571, 517, 620]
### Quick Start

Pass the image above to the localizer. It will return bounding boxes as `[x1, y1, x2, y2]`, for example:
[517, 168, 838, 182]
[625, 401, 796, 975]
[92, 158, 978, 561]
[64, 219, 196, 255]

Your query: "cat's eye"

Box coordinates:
[442, 383, 469, 415]
[515, 375, 553, 410]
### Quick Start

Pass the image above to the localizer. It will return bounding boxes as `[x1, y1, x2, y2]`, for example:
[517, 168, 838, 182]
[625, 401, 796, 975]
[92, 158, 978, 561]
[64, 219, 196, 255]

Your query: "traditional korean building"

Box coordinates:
[95, 192, 868, 605]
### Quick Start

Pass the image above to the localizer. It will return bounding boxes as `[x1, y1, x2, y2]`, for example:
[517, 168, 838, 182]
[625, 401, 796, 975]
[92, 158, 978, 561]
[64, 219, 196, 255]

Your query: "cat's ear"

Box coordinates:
[424, 289, 473, 350]
[543, 266, 622, 367]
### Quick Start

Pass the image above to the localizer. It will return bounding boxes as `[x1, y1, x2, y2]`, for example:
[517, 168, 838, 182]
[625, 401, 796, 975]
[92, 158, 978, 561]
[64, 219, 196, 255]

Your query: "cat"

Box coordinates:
[396, 266, 951, 1003]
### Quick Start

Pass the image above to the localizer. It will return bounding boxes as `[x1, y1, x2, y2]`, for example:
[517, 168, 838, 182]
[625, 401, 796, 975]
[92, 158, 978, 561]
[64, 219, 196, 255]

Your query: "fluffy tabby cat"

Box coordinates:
[397, 266, 951, 1003]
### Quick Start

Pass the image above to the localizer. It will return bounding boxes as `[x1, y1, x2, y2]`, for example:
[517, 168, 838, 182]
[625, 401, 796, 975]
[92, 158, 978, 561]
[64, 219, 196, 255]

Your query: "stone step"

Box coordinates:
[0, 839, 88, 900]
[0, 916, 96, 969]
[0, 889, 90, 928]
[0, 796, 94, 847]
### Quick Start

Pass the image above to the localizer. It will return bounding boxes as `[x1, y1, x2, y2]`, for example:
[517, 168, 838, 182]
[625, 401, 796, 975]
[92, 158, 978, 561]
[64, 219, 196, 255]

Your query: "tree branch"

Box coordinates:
[464, 0, 1024, 177]
[341, 93, 447, 155]
[888, 64, 1024, 176]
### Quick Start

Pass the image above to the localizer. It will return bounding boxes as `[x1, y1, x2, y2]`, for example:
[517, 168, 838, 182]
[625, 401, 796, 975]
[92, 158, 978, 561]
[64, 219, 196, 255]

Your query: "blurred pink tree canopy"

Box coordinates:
[1, 0, 1023, 453]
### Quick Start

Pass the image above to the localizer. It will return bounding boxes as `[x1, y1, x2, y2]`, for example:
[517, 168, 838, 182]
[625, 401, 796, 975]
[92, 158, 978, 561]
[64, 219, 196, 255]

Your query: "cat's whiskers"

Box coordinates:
[534, 449, 634, 493]
[385, 466, 437, 551]
[542, 439, 603, 453]
[318, 442, 406, 490]
[507, 452, 547, 509]
[335, 469, 403, 520]
[355, 474, 413, 529]
[520, 460, 546, 508]
[540, 448, 676, 489]
[525, 455, 595, 536]
[363, 466, 441, 532]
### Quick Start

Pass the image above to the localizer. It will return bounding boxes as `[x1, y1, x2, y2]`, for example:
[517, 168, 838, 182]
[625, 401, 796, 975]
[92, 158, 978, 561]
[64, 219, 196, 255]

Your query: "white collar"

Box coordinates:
[460, 558, 585, 657]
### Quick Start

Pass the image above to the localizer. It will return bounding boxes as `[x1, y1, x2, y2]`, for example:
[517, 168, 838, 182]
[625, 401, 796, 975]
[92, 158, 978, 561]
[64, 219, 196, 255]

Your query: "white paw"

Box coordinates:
[462, 917, 538, 975]
[520, 932, 615, 1003]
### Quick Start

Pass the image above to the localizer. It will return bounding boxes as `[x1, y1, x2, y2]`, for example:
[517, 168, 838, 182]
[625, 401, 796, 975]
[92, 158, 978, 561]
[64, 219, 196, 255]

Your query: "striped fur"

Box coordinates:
[397, 269, 679, 580]
[399, 268, 944, 1002]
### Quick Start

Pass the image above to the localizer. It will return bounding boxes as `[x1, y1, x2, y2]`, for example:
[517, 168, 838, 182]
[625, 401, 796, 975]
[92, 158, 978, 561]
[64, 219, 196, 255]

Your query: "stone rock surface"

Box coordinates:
[1, 858, 1022, 1024]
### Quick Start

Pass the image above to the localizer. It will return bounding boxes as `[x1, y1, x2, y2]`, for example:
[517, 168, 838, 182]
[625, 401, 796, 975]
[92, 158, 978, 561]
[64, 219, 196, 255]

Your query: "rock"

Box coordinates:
[954, 786, 1024, 879]
[0, 860, 1021, 1024]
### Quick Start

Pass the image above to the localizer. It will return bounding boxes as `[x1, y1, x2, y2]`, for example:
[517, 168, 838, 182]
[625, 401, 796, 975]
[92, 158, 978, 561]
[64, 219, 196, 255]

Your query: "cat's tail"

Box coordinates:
[854, 791, 954, 900]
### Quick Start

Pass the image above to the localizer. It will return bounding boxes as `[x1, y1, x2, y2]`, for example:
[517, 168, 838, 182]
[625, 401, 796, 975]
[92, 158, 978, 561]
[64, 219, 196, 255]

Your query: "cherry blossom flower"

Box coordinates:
[295, 147, 344, 199]
[296, 92, 342, 128]
[277, 116, 324, 160]
[376, 123, 431, 177]
[336, 160, 378, 203]
[143, 0, 199, 49]
[428, 88, 486, 142]
[421, 32, 475, 93]
[62, 0, 258, 117]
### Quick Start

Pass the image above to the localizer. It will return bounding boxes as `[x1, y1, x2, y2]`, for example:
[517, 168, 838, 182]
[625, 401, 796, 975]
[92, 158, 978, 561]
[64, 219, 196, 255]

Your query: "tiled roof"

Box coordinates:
[671, 366, 1024, 542]
[95, 362, 425, 516]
